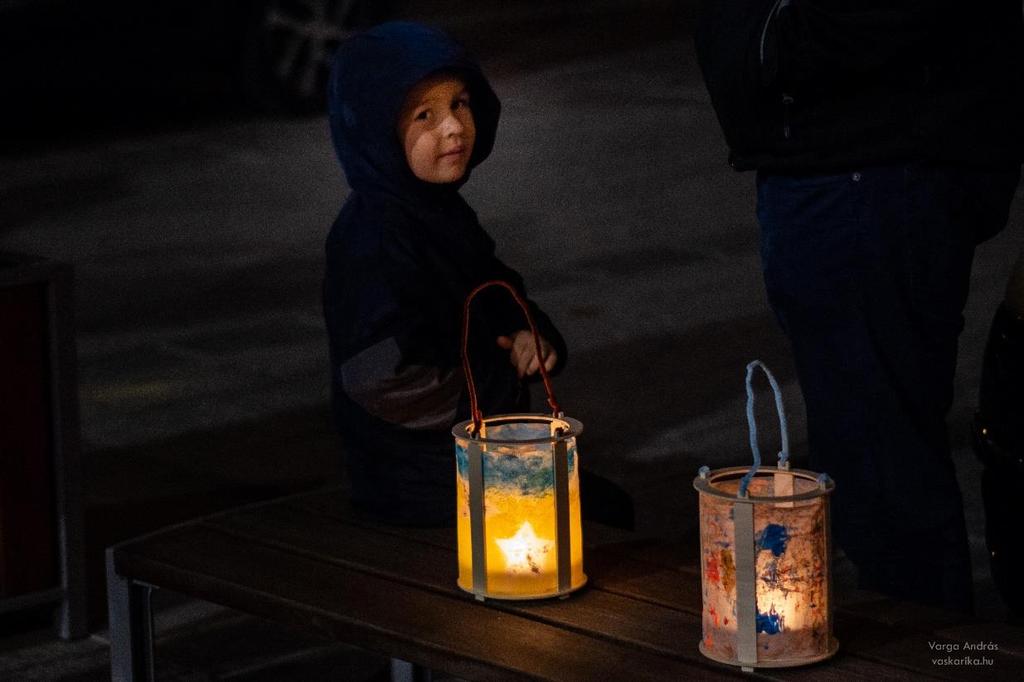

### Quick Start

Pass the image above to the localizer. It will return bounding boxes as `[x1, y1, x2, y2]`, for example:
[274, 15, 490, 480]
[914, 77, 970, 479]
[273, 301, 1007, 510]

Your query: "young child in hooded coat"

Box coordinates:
[324, 22, 568, 526]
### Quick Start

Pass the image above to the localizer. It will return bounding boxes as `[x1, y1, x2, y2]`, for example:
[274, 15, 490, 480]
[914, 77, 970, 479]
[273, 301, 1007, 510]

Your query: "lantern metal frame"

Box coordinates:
[693, 465, 835, 504]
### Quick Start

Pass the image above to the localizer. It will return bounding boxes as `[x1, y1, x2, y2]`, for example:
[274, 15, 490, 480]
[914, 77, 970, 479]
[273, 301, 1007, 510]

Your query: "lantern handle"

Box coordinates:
[738, 360, 790, 498]
[461, 279, 561, 435]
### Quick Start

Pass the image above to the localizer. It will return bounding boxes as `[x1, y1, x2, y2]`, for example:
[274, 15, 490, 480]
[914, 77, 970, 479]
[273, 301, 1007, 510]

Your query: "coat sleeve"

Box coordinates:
[339, 335, 463, 430]
[325, 239, 465, 432]
[485, 257, 569, 378]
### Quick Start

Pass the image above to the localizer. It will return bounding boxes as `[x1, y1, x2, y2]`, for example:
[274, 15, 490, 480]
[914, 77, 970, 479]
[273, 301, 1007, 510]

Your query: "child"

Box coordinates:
[323, 21, 567, 526]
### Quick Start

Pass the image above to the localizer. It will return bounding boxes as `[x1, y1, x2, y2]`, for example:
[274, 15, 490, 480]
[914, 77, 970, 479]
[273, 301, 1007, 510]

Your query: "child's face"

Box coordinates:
[397, 74, 476, 184]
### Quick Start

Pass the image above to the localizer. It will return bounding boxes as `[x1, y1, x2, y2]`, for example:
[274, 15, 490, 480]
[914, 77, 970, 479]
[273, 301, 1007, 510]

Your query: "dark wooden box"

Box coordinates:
[0, 252, 87, 638]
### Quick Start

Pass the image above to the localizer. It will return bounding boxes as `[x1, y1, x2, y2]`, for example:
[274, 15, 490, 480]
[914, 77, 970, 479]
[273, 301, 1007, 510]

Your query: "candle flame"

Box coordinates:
[496, 521, 552, 575]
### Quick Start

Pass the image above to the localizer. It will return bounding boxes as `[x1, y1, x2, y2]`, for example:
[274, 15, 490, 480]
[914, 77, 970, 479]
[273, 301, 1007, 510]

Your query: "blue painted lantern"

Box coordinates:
[693, 361, 838, 669]
[453, 280, 586, 600]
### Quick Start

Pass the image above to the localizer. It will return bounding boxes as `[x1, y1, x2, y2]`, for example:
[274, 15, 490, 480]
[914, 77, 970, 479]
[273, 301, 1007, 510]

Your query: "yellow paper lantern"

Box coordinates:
[693, 361, 838, 670]
[453, 280, 586, 600]
[453, 414, 585, 599]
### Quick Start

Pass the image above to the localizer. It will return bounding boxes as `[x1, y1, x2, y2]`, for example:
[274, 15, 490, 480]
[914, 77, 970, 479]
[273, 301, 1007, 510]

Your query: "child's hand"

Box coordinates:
[496, 331, 558, 379]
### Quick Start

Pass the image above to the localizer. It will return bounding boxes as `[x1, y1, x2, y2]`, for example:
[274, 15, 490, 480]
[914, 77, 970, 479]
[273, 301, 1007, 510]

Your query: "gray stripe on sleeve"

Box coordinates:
[341, 337, 462, 430]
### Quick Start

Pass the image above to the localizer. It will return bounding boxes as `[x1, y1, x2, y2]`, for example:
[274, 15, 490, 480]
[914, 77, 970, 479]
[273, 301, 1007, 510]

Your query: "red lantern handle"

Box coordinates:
[461, 279, 561, 435]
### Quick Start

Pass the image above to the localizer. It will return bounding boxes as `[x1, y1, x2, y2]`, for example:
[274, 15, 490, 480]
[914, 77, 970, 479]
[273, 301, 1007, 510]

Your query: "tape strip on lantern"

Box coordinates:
[453, 280, 586, 600]
[693, 361, 838, 670]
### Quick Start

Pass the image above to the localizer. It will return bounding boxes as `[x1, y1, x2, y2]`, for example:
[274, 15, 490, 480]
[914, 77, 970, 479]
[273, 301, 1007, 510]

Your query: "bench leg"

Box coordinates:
[390, 658, 432, 682]
[106, 548, 155, 682]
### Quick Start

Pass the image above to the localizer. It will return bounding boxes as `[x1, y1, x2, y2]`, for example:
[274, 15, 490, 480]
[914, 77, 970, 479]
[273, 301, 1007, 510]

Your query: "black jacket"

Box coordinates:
[323, 22, 566, 525]
[696, 1, 1024, 172]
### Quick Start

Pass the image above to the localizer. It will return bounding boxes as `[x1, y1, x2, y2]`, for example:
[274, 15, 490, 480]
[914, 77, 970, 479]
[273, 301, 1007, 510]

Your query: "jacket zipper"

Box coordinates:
[759, 0, 787, 65]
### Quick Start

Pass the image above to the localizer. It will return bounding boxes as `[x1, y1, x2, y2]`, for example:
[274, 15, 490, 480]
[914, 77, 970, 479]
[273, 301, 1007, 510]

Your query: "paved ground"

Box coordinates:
[1, 1, 1022, 679]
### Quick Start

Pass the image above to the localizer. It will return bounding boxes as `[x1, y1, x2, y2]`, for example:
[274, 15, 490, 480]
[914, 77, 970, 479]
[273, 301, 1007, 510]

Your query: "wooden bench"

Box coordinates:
[106, 486, 1024, 681]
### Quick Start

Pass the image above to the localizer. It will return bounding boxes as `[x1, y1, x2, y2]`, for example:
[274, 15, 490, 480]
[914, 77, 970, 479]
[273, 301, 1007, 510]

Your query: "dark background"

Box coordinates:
[1, 1, 1021, 679]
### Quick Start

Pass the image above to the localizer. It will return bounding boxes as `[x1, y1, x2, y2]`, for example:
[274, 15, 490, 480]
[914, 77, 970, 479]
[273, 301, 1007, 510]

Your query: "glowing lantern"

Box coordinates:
[693, 361, 838, 670]
[453, 280, 586, 600]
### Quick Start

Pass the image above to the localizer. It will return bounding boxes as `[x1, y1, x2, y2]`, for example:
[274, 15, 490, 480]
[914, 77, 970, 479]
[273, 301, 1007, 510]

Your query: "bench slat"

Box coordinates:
[111, 488, 1014, 681]
[202, 506, 754, 677]
[201, 493, 951, 681]
[113, 524, 744, 681]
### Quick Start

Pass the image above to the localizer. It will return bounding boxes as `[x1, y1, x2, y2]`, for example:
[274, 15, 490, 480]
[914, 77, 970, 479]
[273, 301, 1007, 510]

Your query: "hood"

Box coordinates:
[327, 21, 501, 201]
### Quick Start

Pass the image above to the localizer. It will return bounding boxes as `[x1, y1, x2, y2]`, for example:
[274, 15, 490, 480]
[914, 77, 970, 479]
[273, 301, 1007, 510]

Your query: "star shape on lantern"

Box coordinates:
[496, 522, 553, 575]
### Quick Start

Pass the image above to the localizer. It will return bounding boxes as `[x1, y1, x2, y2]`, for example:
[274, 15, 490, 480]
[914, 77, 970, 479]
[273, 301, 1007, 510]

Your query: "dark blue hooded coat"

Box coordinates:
[323, 22, 567, 526]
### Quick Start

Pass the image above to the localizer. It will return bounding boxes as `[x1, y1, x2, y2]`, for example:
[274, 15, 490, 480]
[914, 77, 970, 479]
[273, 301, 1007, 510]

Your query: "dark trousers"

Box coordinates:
[756, 162, 1019, 613]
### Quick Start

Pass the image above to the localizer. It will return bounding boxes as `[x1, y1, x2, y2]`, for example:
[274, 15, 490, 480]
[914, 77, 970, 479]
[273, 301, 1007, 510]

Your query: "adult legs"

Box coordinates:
[757, 163, 1018, 612]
